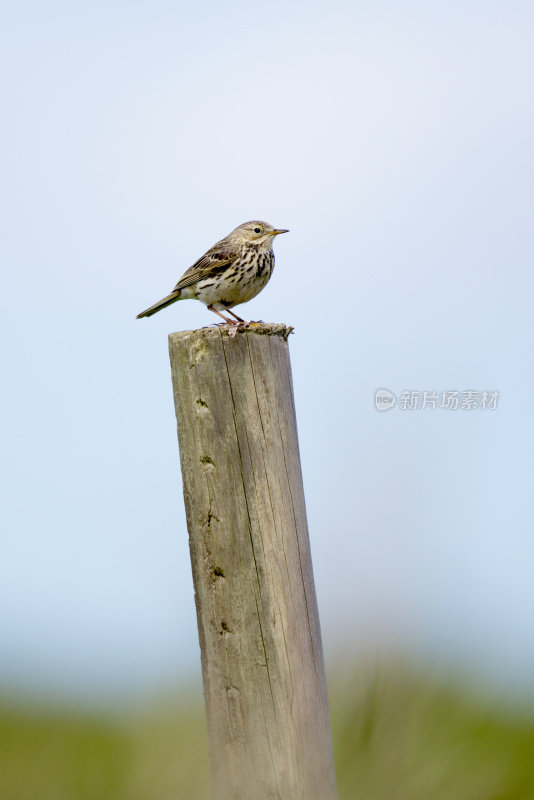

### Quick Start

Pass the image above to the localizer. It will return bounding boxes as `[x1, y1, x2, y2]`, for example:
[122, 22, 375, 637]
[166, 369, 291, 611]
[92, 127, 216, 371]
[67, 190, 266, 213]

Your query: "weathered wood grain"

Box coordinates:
[169, 323, 337, 800]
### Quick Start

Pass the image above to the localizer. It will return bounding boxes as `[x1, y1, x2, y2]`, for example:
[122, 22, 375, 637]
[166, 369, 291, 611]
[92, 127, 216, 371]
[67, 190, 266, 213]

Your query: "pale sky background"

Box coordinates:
[1, 0, 533, 707]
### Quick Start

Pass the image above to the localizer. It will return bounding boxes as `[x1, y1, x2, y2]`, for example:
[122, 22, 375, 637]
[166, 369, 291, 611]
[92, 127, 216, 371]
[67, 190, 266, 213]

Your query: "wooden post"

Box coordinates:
[168, 323, 338, 800]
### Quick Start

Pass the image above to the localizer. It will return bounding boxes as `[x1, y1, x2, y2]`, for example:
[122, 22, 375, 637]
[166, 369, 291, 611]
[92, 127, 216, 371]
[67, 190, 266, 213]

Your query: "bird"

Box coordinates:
[136, 220, 289, 324]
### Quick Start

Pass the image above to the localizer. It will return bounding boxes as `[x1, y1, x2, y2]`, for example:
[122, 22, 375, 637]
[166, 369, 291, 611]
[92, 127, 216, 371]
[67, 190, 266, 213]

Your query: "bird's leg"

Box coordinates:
[208, 305, 238, 325]
[225, 309, 246, 323]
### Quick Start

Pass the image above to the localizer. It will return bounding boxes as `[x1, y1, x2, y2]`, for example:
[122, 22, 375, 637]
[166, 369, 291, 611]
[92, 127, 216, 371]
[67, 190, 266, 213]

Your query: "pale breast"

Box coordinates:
[194, 250, 275, 308]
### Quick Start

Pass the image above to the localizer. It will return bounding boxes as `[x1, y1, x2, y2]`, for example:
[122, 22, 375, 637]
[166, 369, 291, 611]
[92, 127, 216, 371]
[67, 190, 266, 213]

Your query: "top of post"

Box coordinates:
[168, 322, 294, 343]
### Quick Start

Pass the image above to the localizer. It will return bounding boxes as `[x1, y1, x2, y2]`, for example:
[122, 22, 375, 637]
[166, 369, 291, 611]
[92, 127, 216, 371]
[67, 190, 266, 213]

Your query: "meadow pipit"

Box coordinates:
[136, 220, 289, 324]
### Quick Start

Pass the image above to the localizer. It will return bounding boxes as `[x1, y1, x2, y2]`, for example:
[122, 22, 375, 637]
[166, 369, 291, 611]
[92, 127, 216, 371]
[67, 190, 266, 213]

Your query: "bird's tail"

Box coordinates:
[136, 290, 182, 319]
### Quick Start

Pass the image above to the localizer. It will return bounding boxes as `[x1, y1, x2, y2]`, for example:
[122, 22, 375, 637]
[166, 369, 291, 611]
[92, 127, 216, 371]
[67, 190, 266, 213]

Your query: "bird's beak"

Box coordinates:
[271, 229, 289, 236]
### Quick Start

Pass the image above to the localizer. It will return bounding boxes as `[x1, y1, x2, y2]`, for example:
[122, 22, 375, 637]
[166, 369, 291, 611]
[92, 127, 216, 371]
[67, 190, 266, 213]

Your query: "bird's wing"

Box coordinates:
[173, 247, 238, 291]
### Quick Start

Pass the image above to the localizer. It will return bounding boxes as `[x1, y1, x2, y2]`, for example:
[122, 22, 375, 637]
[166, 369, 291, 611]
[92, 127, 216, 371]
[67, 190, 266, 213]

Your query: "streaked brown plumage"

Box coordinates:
[136, 220, 289, 324]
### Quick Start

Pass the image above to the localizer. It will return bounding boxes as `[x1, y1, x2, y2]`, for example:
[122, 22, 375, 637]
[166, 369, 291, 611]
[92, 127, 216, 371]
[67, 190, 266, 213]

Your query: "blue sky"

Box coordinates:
[1, 0, 533, 705]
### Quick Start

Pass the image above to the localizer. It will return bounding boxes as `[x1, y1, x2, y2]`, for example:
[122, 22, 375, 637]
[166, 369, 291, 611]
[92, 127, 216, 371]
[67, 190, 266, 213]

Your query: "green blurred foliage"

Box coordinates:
[1, 664, 534, 800]
[330, 665, 534, 800]
[0, 700, 210, 800]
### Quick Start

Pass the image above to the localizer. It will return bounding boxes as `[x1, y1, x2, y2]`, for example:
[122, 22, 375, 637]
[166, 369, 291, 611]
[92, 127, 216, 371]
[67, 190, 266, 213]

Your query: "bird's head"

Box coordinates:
[229, 220, 289, 249]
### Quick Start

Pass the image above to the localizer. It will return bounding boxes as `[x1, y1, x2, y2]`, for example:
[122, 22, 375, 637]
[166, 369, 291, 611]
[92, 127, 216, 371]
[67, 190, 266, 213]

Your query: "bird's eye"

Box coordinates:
[253, 227, 261, 233]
